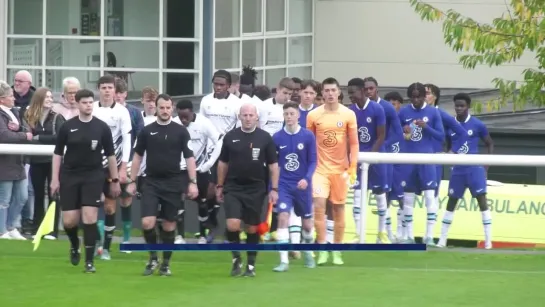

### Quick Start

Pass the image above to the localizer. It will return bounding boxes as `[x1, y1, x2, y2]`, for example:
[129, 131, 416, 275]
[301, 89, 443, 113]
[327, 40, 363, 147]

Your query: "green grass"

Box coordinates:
[1, 240, 545, 307]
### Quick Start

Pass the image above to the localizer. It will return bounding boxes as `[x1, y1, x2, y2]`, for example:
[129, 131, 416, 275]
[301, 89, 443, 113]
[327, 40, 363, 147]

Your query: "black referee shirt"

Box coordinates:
[134, 120, 193, 178]
[54, 116, 114, 174]
[219, 127, 277, 185]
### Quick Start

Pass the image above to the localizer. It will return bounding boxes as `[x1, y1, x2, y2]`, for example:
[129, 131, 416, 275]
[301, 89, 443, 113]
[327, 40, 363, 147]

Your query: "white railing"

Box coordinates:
[2, 145, 544, 244]
[0, 144, 55, 155]
[357, 152, 545, 244]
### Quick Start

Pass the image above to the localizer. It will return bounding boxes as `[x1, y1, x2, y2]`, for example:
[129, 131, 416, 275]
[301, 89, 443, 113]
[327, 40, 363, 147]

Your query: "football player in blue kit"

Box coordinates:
[384, 91, 407, 241]
[272, 102, 317, 272]
[347, 78, 389, 244]
[437, 93, 494, 249]
[424, 84, 468, 244]
[398, 82, 444, 244]
[362, 77, 403, 242]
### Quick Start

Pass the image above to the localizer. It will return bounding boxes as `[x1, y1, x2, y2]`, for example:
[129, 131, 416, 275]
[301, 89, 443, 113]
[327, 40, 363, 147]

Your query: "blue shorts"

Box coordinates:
[448, 167, 487, 199]
[277, 183, 313, 219]
[402, 164, 437, 192]
[435, 165, 443, 197]
[389, 164, 406, 201]
[354, 163, 389, 194]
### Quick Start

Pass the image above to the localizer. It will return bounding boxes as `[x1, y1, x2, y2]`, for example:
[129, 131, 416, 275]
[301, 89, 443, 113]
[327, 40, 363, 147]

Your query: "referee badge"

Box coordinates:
[91, 140, 98, 151]
[252, 148, 260, 160]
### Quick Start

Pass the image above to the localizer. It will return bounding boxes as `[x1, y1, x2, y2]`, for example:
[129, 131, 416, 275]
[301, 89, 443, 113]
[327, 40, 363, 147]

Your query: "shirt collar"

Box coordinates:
[299, 104, 314, 111]
[354, 98, 370, 110]
[411, 102, 428, 110]
[457, 114, 471, 123]
[283, 125, 301, 135]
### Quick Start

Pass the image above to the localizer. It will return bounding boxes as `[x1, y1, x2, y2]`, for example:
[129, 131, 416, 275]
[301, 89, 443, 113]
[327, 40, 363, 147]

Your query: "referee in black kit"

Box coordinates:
[216, 103, 279, 277]
[127, 94, 198, 276]
[50, 89, 121, 273]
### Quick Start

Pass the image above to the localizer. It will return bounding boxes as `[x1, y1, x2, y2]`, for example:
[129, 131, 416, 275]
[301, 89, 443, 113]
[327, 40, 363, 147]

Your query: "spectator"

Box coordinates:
[12, 70, 35, 110]
[24, 87, 66, 239]
[0, 80, 33, 240]
[52, 77, 80, 120]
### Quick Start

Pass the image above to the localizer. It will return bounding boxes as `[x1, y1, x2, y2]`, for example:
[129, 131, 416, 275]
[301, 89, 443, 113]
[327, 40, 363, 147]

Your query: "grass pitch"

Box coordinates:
[1, 240, 544, 307]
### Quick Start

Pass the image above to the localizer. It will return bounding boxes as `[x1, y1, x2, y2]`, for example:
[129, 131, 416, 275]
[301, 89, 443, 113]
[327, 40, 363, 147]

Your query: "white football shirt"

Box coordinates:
[92, 101, 132, 168]
[173, 114, 220, 170]
[199, 93, 241, 136]
[261, 98, 284, 136]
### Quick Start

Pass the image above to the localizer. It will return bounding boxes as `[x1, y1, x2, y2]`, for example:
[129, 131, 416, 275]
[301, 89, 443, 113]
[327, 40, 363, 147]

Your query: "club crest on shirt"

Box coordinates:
[252, 148, 260, 160]
[336, 121, 343, 127]
[468, 130, 473, 136]
[423, 116, 429, 122]
[297, 143, 304, 150]
[91, 140, 98, 151]
[366, 117, 372, 123]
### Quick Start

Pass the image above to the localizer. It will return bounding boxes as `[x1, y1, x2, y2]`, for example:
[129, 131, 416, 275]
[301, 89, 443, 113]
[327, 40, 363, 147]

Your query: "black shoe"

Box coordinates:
[84, 262, 96, 273]
[159, 263, 172, 276]
[230, 257, 243, 277]
[143, 259, 159, 276]
[243, 265, 256, 277]
[70, 248, 81, 266]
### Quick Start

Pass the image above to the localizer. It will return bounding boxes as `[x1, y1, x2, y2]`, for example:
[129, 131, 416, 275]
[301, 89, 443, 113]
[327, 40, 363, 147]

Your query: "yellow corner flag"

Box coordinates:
[32, 201, 57, 251]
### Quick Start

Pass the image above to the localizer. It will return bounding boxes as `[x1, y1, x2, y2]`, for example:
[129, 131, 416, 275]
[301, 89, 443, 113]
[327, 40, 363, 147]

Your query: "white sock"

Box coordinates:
[396, 207, 404, 239]
[353, 189, 361, 235]
[277, 228, 289, 264]
[385, 208, 393, 239]
[403, 193, 415, 239]
[438, 211, 454, 246]
[481, 209, 492, 246]
[424, 190, 437, 239]
[302, 229, 313, 244]
[376, 193, 387, 233]
[435, 196, 440, 210]
[326, 217, 334, 243]
[288, 208, 302, 244]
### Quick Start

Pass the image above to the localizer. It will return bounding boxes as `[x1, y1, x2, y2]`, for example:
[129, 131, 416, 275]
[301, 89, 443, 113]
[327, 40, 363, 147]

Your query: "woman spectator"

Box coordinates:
[24, 87, 65, 239]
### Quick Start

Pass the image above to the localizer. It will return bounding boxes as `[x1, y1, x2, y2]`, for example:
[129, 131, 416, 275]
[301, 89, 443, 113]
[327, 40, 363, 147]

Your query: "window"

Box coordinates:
[213, 0, 313, 85]
[289, 0, 313, 34]
[243, 0, 262, 34]
[215, 0, 240, 38]
[6, 0, 202, 95]
[265, 0, 285, 33]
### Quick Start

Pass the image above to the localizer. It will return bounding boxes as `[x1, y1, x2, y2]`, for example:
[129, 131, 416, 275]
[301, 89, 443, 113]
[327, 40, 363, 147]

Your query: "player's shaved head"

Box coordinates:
[240, 102, 257, 115]
[239, 103, 258, 131]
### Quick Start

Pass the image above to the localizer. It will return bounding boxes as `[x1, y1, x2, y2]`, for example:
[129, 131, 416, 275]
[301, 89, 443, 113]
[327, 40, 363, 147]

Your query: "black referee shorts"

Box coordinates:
[141, 172, 188, 222]
[196, 171, 211, 200]
[209, 160, 218, 184]
[102, 170, 131, 199]
[59, 170, 104, 211]
[223, 182, 267, 226]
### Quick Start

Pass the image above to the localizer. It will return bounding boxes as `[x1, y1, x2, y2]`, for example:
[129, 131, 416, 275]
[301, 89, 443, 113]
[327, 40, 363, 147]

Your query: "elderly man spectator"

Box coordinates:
[52, 77, 81, 120]
[12, 70, 35, 110]
[0, 80, 33, 240]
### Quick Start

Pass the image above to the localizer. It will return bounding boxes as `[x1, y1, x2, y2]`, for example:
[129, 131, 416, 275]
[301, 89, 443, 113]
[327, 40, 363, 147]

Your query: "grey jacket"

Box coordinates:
[0, 108, 29, 181]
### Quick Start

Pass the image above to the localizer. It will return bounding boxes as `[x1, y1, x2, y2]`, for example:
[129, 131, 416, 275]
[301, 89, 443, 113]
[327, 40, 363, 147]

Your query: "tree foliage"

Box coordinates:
[409, 0, 545, 111]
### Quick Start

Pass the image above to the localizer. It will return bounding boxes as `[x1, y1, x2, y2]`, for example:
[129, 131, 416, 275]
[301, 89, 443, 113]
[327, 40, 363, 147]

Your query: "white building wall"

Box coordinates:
[0, 0, 6, 81]
[314, 0, 536, 88]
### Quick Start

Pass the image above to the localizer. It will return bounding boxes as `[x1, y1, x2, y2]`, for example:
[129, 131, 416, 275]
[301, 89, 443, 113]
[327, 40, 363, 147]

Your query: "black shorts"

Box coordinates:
[196, 171, 211, 200]
[223, 182, 267, 226]
[103, 170, 131, 199]
[209, 160, 218, 184]
[59, 170, 104, 211]
[141, 172, 188, 222]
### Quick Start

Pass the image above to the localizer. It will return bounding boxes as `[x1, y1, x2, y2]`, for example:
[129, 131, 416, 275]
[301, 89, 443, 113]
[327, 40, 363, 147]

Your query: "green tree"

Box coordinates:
[409, 0, 545, 112]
